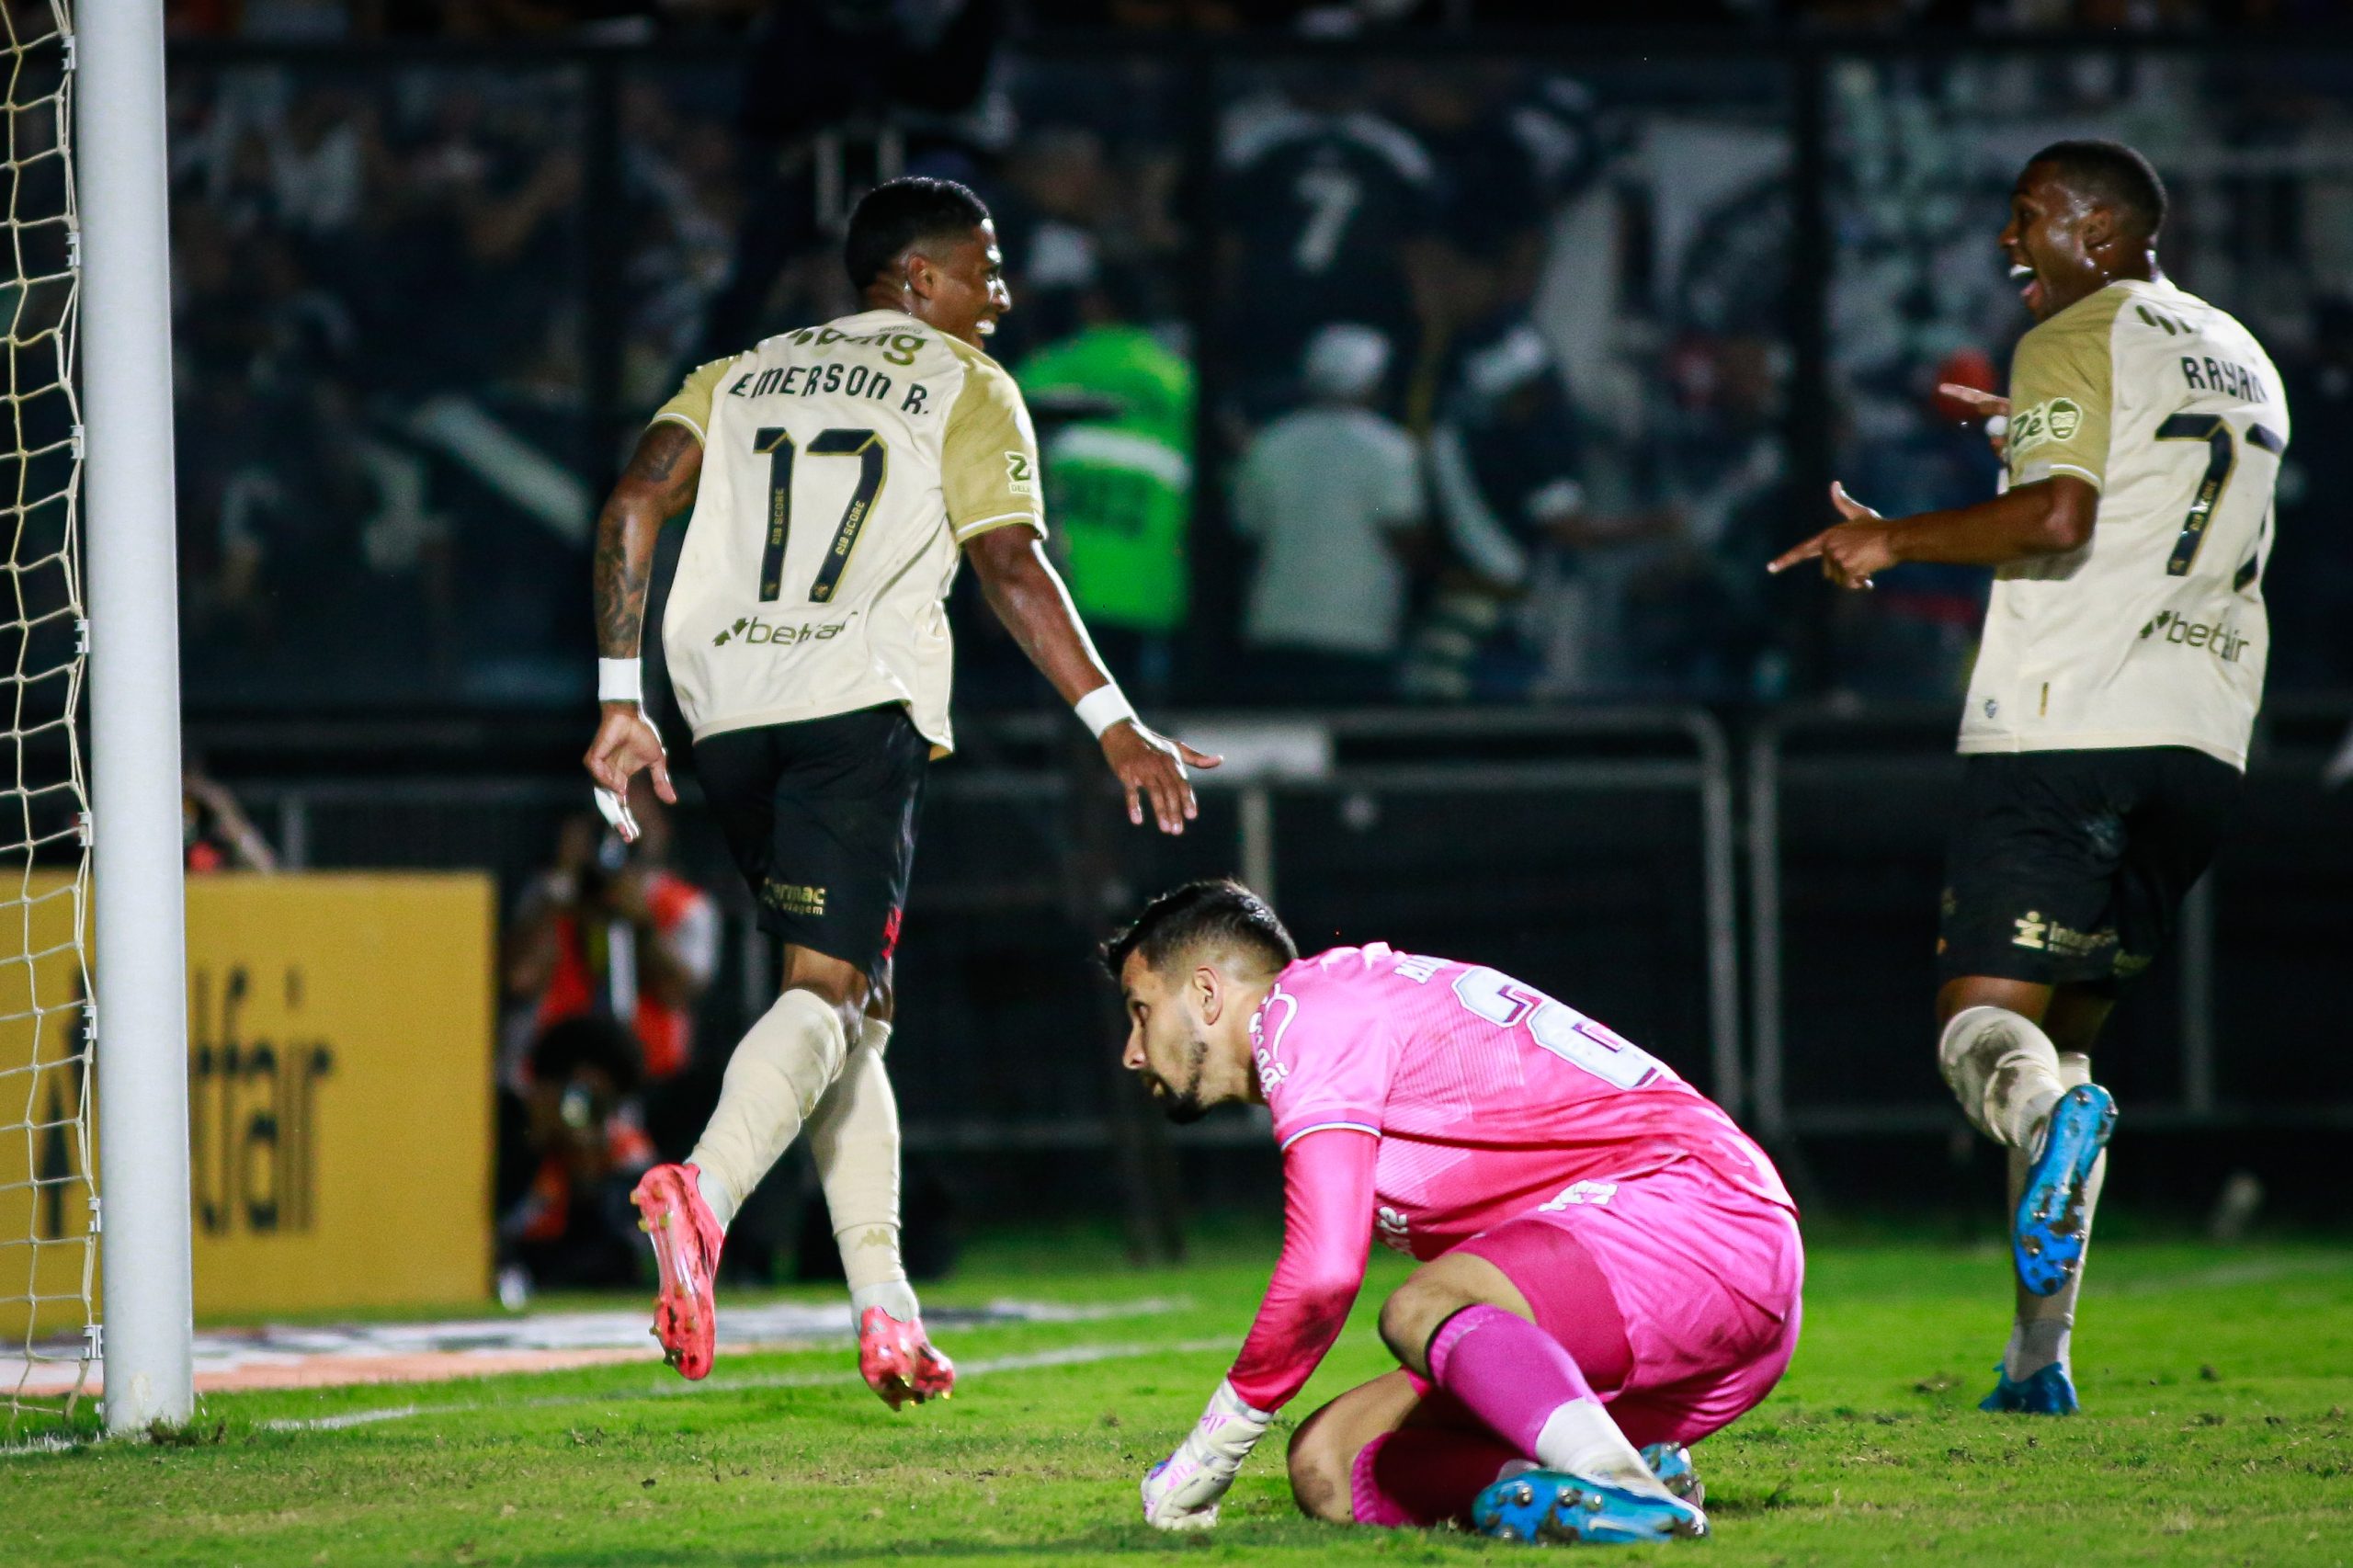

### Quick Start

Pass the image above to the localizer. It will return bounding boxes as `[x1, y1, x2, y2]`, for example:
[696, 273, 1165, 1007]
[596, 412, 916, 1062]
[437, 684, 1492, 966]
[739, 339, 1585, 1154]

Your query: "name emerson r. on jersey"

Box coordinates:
[1961, 276, 2289, 770]
[651, 310, 1046, 755]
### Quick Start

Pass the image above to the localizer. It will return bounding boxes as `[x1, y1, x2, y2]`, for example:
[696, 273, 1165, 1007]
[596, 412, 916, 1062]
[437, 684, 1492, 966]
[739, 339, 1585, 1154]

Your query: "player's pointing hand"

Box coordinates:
[1768, 482, 1900, 591]
[1938, 381, 2012, 457]
[1103, 721, 1222, 835]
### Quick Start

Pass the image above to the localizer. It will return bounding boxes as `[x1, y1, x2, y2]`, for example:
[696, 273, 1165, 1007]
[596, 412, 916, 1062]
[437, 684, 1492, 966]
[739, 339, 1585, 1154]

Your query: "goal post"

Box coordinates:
[77, 0, 193, 1434]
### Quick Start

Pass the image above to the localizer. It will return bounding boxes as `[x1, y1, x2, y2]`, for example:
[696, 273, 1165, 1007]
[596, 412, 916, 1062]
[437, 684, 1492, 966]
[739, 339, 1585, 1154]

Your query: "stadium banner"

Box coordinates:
[1, 874, 495, 1335]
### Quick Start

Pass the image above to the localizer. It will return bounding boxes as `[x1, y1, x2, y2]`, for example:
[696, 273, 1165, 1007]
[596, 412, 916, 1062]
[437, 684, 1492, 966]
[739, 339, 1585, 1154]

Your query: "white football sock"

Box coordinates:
[1533, 1398, 1677, 1503]
[809, 1017, 919, 1323]
[1938, 1006, 2065, 1150]
[688, 987, 850, 1233]
[2005, 1050, 2106, 1380]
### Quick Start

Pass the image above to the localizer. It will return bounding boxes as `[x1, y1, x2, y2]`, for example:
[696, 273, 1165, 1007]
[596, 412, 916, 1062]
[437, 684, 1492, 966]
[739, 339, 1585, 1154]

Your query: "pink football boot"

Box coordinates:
[858, 1305, 957, 1409]
[631, 1163, 724, 1381]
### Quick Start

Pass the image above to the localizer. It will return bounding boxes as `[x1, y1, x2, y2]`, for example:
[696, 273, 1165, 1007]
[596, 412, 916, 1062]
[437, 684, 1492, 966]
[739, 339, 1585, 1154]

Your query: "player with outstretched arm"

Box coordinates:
[1770, 141, 2286, 1416]
[583, 176, 1217, 1405]
[1106, 881, 1802, 1546]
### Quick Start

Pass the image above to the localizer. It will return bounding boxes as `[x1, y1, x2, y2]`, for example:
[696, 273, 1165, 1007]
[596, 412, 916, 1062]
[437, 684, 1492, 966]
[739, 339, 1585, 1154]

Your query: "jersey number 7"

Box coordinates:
[2155, 413, 2283, 579]
[753, 426, 889, 604]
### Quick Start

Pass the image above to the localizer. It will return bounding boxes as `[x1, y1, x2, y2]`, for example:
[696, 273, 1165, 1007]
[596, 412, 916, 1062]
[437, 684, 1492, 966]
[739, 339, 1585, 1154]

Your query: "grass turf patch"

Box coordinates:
[6, 1233, 2351, 1566]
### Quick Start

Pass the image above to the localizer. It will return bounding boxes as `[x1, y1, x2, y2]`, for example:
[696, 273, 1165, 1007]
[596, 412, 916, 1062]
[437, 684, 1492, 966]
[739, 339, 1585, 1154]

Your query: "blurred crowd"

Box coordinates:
[171, 64, 593, 704]
[162, 6, 2353, 714]
[1211, 62, 1792, 702]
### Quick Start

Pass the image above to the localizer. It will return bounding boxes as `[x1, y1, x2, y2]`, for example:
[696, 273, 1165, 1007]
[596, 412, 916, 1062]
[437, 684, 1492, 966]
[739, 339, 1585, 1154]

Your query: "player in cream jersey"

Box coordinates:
[654, 309, 1047, 753]
[1775, 142, 2285, 1420]
[579, 177, 1218, 1406]
[1961, 271, 2285, 768]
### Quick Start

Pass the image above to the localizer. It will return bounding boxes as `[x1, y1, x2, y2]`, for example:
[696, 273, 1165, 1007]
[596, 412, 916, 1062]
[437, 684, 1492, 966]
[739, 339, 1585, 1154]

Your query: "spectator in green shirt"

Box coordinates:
[1018, 282, 1195, 702]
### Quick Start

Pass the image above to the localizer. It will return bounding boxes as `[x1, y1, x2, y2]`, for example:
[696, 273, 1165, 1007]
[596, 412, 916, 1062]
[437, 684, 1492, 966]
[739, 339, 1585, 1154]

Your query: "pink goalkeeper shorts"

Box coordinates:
[1449, 1155, 1804, 1448]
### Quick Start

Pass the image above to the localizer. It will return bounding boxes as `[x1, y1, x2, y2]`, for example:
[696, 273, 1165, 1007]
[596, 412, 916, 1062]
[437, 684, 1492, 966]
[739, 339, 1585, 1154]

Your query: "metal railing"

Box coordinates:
[231, 703, 1745, 1142]
[1745, 700, 2353, 1138]
[231, 697, 2353, 1153]
[1184, 705, 1742, 1118]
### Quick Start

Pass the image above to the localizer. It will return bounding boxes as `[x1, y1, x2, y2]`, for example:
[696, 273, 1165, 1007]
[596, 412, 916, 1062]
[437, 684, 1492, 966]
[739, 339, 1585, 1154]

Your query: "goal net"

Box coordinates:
[0, 0, 95, 1428]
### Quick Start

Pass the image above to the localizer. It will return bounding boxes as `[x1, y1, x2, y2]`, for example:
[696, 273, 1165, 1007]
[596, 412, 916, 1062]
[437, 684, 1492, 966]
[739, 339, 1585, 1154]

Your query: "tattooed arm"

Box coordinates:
[583, 422, 703, 829]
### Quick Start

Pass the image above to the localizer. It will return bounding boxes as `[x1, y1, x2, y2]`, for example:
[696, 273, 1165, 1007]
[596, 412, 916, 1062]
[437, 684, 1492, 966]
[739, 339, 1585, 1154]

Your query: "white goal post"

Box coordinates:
[78, 0, 194, 1434]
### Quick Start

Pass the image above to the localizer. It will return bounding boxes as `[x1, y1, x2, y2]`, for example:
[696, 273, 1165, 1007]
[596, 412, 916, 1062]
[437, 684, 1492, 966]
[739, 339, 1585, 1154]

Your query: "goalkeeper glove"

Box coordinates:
[1140, 1380, 1273, 1532]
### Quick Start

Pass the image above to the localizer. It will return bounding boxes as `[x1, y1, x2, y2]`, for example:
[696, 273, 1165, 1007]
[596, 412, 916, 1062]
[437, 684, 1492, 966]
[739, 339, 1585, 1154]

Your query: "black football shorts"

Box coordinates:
[692, 704, 926, 985]
[1938, 745, 2242, 992]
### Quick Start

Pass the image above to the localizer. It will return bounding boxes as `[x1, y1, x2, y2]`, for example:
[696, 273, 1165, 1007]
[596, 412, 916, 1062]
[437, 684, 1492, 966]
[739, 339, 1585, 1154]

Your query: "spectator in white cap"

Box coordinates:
[1233, 324, 1427, 702]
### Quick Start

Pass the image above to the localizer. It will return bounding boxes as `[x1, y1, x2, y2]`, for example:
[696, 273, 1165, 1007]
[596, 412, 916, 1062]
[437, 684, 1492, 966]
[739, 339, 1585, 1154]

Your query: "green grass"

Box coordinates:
[7, 1228, 2352, 1565]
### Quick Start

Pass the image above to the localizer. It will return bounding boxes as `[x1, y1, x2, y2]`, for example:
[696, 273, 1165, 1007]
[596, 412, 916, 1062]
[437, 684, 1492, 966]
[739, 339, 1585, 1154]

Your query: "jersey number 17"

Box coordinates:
[753, 426, 888, 604]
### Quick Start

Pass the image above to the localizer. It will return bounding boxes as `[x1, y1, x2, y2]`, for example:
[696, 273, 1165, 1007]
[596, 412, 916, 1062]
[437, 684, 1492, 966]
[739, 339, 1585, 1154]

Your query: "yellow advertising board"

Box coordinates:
[0, 873, 494, 1340]
[182, 874, 494, 1315]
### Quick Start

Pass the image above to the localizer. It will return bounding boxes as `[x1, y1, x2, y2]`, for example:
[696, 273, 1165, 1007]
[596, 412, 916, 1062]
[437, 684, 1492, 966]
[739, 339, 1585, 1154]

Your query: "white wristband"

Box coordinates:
[597, 658, 643, 704]
[1074, 683, 1137, 739]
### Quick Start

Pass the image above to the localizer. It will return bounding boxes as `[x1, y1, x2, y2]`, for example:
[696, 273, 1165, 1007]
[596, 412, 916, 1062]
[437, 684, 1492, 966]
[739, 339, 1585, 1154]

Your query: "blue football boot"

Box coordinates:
[1640, 1442, 1705, 1506]
[1980, 1361, 2079, 1415]
[2014, 1083, 2116, 1296]
[1472, 1470, 1709, 1546]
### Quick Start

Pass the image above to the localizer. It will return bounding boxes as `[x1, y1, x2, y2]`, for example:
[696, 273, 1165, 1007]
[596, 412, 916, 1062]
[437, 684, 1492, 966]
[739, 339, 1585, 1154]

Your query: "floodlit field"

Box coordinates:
[8, 1228, 2352, 1566]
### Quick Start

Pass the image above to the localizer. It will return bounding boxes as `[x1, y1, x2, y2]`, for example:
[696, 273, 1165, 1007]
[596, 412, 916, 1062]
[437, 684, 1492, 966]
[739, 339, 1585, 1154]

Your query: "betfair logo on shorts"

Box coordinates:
[2137, 609, 2250, 663]
[712, 615, 848, 649]
[761, 881, 827, 917]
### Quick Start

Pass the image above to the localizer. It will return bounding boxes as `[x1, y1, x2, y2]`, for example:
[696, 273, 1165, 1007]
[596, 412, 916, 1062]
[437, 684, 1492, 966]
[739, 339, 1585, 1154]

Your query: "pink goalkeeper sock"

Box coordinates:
[1427, 1303, 1597, 1460]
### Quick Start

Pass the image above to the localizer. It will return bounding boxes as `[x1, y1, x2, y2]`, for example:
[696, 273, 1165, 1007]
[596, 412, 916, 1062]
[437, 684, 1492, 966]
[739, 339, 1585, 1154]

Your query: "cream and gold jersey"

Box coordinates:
[650, 310, 1045, 756]
[1961, 278, 2289, 770]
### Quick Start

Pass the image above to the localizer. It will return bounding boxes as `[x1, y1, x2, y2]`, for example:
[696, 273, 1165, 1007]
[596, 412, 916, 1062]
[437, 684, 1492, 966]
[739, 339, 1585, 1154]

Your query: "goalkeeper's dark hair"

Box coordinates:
[1099, 880, 1297, 984]
[2027, 139, 2168, 241]
[844, 176, 992, 293]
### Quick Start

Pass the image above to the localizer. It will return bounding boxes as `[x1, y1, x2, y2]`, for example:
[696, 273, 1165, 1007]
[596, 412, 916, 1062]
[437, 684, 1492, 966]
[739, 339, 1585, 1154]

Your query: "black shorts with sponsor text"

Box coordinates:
[692, 704, 926, 986]
[1938, 746, 2242, 992]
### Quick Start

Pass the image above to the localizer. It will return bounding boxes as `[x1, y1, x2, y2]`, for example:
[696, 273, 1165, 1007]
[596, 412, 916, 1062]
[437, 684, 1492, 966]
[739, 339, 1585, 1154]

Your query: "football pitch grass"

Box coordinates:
[9, 1227, 2352, 1566]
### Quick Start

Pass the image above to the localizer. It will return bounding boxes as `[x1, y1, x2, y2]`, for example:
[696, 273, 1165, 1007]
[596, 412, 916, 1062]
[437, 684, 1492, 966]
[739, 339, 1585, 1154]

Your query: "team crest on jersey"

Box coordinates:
[1004, 450, 1037, 495]
[1251, 985, 1299, 1098]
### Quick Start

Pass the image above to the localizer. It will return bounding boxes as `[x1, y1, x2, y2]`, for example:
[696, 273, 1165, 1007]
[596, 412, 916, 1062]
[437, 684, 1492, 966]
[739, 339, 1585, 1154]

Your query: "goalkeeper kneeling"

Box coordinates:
[1103, 881, 1802, 1547]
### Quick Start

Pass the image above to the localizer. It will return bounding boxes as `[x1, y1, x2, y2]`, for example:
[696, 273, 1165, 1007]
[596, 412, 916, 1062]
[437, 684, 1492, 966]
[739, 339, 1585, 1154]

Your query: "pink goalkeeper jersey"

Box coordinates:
[1223, 943, 1792, 1412]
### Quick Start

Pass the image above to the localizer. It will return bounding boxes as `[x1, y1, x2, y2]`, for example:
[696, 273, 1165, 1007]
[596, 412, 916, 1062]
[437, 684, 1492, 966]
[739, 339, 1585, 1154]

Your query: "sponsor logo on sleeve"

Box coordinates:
[1004, 451, 1037, 496]
[2007, 397, 2083, 456]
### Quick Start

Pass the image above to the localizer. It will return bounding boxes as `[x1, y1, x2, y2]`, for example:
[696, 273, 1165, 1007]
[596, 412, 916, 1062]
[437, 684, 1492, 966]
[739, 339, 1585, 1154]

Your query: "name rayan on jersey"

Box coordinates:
[2177, 355, 2272, 403]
